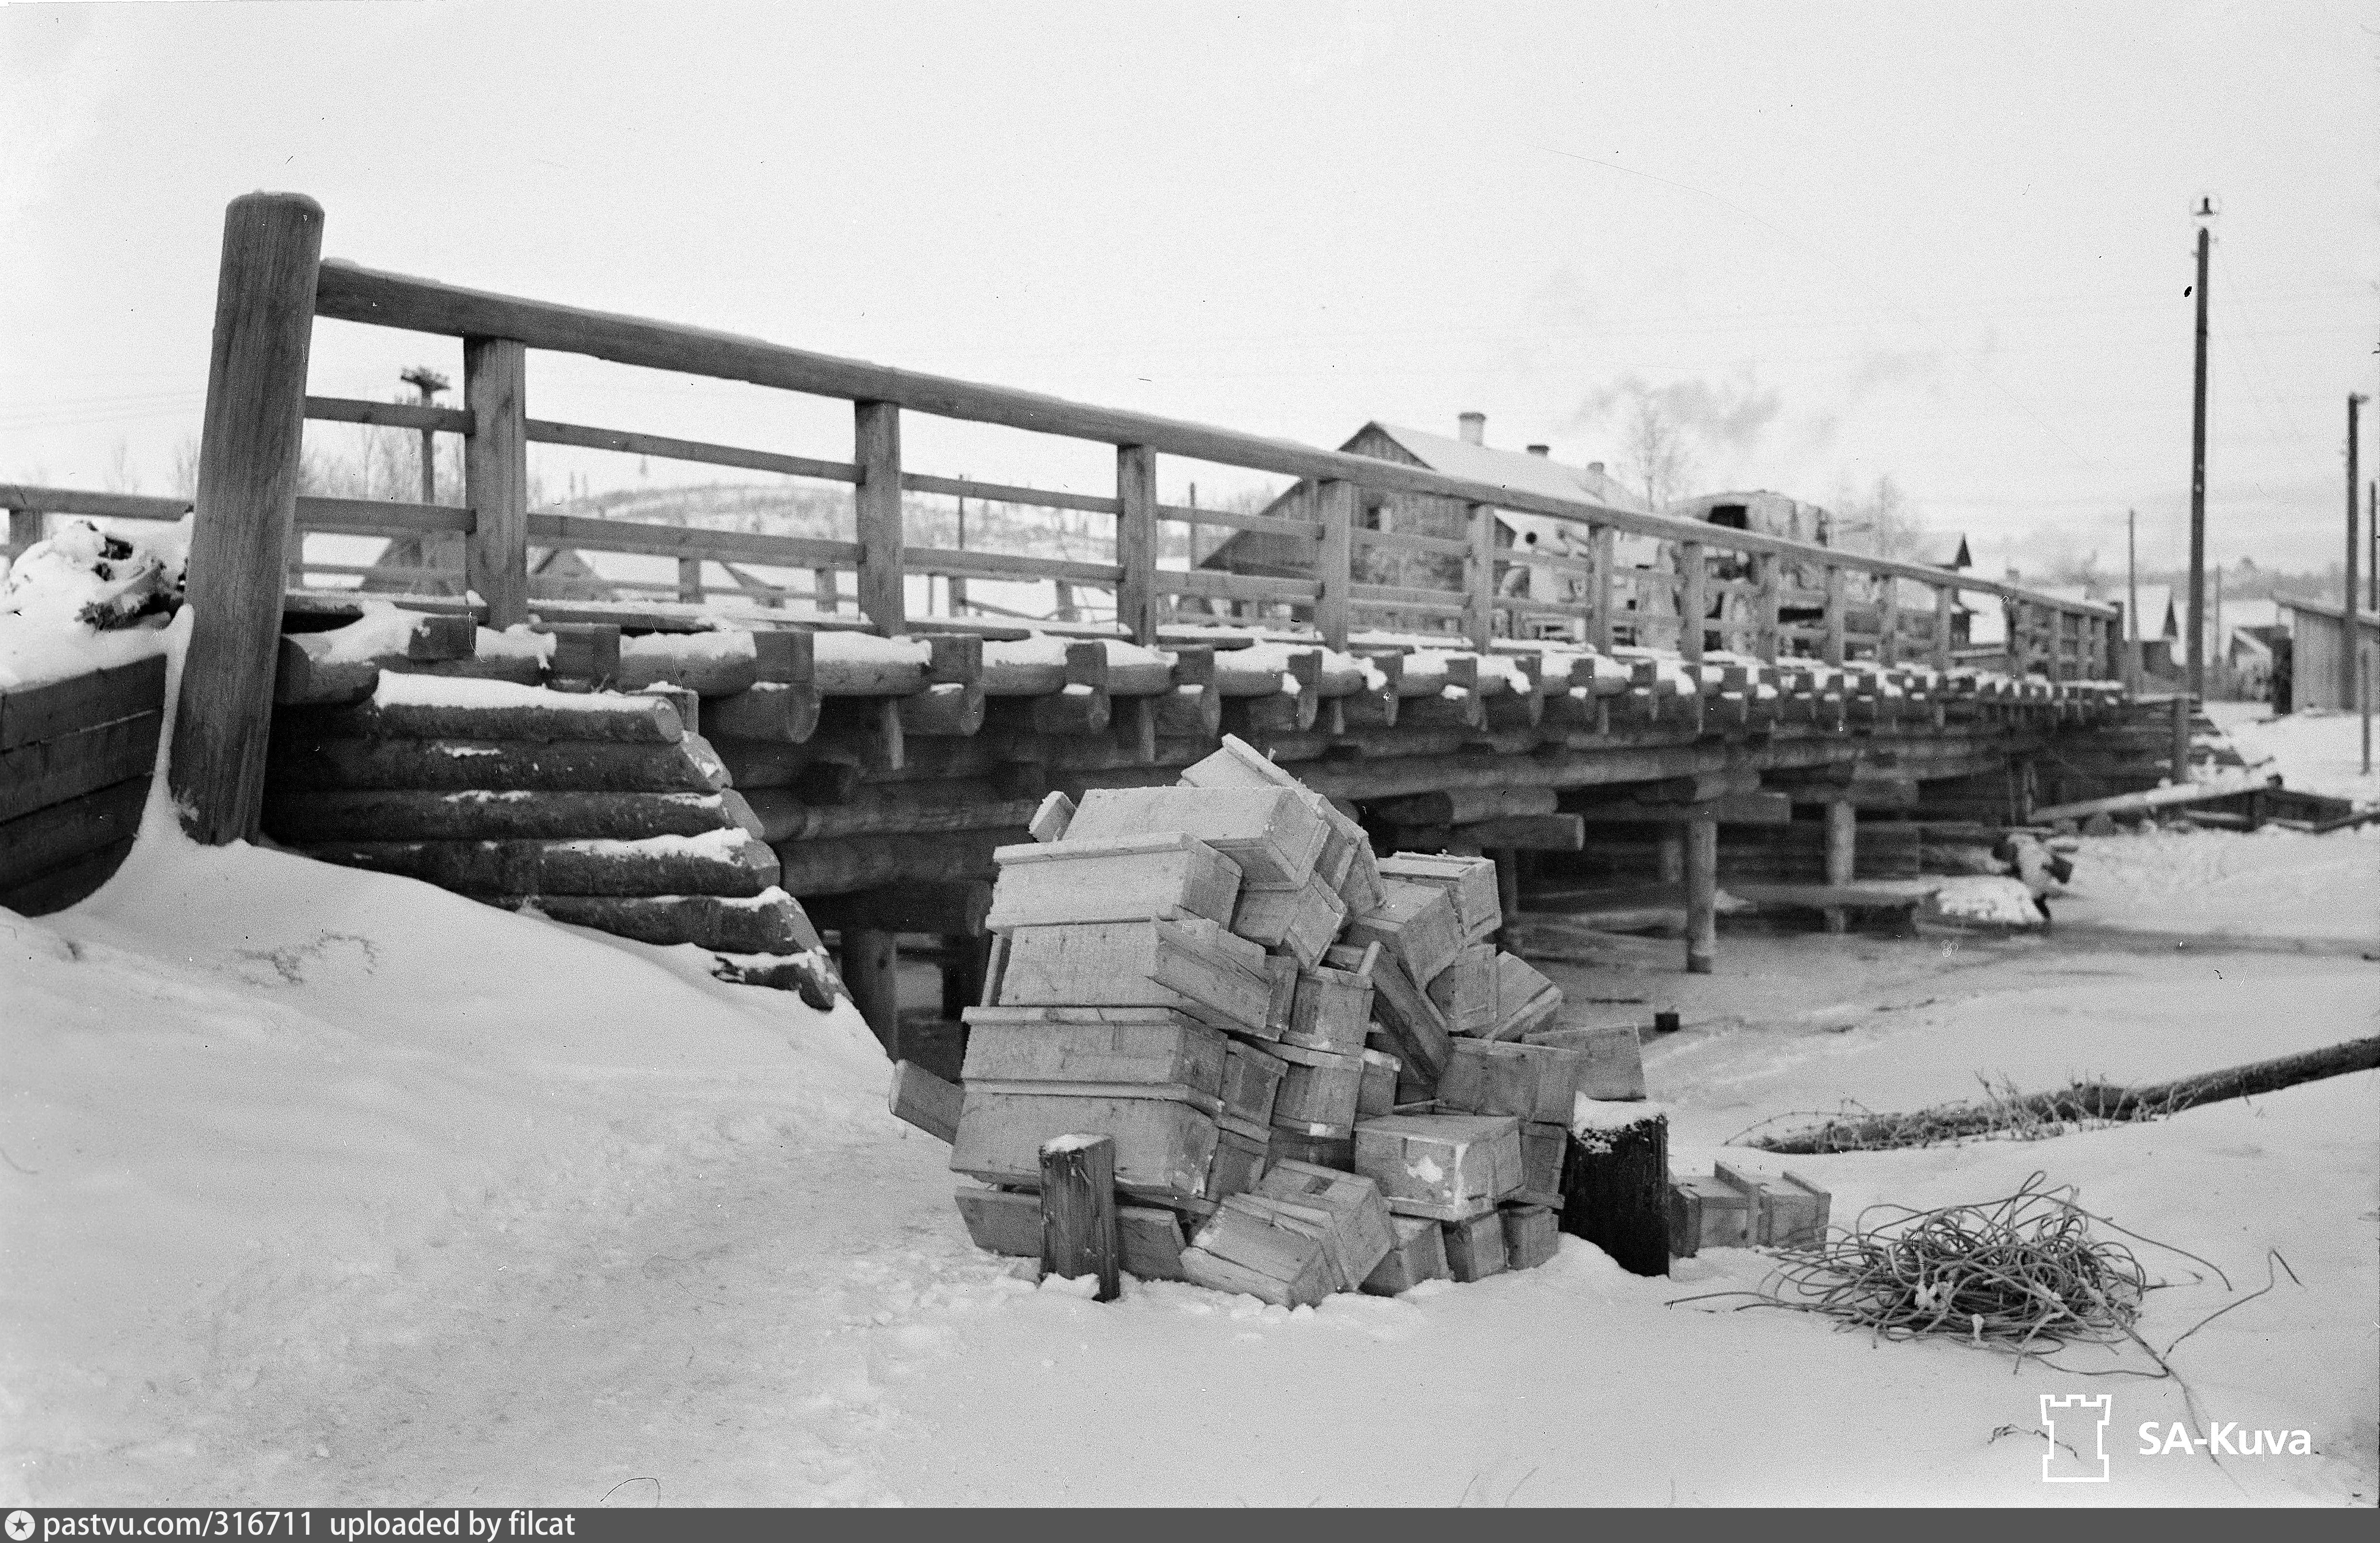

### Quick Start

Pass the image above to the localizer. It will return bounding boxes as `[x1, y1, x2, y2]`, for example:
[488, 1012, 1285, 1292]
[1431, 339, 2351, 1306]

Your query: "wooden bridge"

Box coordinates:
[5, 194, 2159, 1052]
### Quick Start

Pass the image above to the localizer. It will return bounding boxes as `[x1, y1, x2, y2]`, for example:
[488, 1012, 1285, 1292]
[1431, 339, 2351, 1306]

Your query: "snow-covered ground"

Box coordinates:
[3, 659, 2373, 1505]
[2213, 699, 2380, 809]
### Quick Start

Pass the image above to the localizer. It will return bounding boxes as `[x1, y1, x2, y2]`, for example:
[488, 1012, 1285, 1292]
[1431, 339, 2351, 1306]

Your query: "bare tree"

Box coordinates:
[168, 434, 201, 499]
[102, 438, 142, 495]
[1835, 475, 1927, 560]
[1623, 391, 1695, 512]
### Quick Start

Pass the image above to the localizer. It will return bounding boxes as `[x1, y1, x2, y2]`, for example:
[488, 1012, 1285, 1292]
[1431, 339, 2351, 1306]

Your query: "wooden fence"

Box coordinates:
[22, 194, 2121, 844]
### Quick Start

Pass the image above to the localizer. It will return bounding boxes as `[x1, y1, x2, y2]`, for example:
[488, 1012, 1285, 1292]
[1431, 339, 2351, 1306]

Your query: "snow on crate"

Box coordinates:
[0, 517, 186, 689]
[891, 733, 1654, 1307]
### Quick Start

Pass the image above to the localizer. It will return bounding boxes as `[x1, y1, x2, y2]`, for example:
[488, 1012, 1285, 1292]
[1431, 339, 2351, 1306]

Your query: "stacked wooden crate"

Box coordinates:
[933, 734, 1661, 1304]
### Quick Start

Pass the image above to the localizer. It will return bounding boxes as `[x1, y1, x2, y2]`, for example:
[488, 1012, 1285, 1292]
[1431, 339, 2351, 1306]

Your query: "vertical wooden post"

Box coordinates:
[1591, 526, 1617, 653]
[170, 192, 325, 845]
[854, 401, 904, 634]
[1683, 815, 1717, 974]
[1040, 1133, 1121, 1301]
[462, 337, 528, 627]
[1491, 846, 1520, 949]
[1560, 1110, 1669, 1278]
[1753, 553, 1781, 663]
[1464, 502, 1495, 654]
[1822, 799, 1856, 936]
[1876, 573, 1900, 666]
[1114, 444, 1158, 645]
[7, 507, 43, 556]
[1822, 564, 1847, 666]
[841, 926, 901, 1056]
[1314, 478, 1355, 651]
[675, 556, 703, 604]
[940, 932, 989, 1021]
[1678, 541, 1706, 663]
[2170, 691, 2191, 785]
[1931, 584, 1955, 673]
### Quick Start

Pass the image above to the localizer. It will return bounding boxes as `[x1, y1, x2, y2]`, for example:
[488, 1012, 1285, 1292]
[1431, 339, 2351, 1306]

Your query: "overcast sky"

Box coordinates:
[5, 0, 2375, 578]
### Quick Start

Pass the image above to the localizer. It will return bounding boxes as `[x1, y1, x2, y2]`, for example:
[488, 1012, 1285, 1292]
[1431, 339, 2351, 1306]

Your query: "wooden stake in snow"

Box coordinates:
[1561, 1105, 1670, 1278]
[1039, 1133, 1121, 1302]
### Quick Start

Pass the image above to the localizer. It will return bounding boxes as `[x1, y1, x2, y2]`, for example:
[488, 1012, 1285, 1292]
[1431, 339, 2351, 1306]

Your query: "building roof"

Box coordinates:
[1359, 423, 1652, 514]
[1912, 532, 1973, 570]
[2042, 582, 2175, 639]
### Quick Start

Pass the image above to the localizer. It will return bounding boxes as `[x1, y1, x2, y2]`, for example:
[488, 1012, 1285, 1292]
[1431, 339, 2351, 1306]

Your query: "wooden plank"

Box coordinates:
[305, 394, 473, 435]
[908, 546, 1123, 587]
[0, 834, 136, 916]
[994, 916, 1270, 1033]
[1520, 1024, 1647, 1102]
[1361, 1214, 1451, 1295]
[901, 470, 1119, 515]
[1424, 943, 1499, 1036]
[295, 496, 474, 536]
[0, 654, 167, 751]
[505, 890, 820, 953]
[523, 511, 858, 570]
[1352, 1112, 1523, 1218]
[889, 1061, 962, 1143]
[170, 192, 322, 845]
[853, 400, 904, 633]
[0, 485, 191, 523]
[0, 713, 162, 824]
[1226, 869, 1347, 969]
[526, 417, 856, 482]
[988, 832, 1243, 929]
[1039, 1134, 1122, 1301]
[296, 690, 686, 745]
[0, 775, 148, 887]
[1441, 1210, 1508, 1281]
[463, 336, 530, 628]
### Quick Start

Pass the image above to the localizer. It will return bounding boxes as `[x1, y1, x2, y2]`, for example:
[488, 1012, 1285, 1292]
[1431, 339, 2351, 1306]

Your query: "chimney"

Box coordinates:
[1587, 461, 1605, 477]
[1457, 411, 1485, 446]
[1526, 444, 1549, 458]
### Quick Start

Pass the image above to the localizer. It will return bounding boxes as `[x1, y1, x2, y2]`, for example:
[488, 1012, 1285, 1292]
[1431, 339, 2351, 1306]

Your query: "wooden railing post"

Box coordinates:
[1678, 540, 1706, 663]
[1931, 584, 1955, 673]
[463, 337, 528, 626]
[675, 556, 703, 604]
[1463, 502, 1495, 653]
[1822, 564, 1847, 666]
[854, 401, 904, 633]
[1876, 573, 1900, 666]
[1315, 478, 1354, 652]
[170, 191, 325, 845]
[1115, 444, 1158, 644]
[6, 506, 41, 555]
[1591, 526, 1616, 653]
[1753, 553, 1781, 662]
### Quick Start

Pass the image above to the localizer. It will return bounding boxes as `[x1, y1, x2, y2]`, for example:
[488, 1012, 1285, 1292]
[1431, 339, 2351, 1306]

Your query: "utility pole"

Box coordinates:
[399, 366, 450, 505]
[2185, 198, 2215, 704]
[2349, 394, 2365, 716]
[2126, 508, 2140, 688]
[950, 481, 968, 617]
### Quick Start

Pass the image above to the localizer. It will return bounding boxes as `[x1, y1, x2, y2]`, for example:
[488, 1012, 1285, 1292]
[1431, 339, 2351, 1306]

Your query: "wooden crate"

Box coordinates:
[1254, 1158, 1397, 1290]
[1377, 851, 1501, 943]
[1177, 735, 1380, 912]
[1208, 1126, 1270, 1200]
[1181, 1194, 1340, 1306]
[1357, 1048, 1401, 1118]
[1068, 784, 1326, 888]
[1668, 1173, 1752, 1258]
[1361, 1214, 1451, 1295]
[1487, 951, 1562, 1040]
[1438, 1038, 1594, 1125]
[1499, 1202, 1560, 1270]
[1229, 869, 1347, 968]
[1219, 1040, 1289, 1136]
[954, 1185, 1189, 1281]
[1344, 879, 1464, 988]
[960, 1011, 1231, 1113]
[1270, 1041, 1365, 1137]
[950, 1091, 1219, 1204]
[995, 916, 1270, 1034]
[1332, 942, 1451, 1088]
[1352, 1112, 1524, 1219]
[1285, 955, 1374, 1055]
[1714, 1161, 1831, 1247]
[1268, 1126, 1354, 1171]
[1425, 942, 1499, 1036]
[1517, 1121, 1566, 1205]
[986, 832, 1241, 929]
[1442, 1209, 1508, 1282]
[1520, 1024, 1647, 1102]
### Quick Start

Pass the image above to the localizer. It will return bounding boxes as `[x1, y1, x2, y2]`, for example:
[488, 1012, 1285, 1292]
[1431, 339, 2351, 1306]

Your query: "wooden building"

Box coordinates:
[2279, 595, 2380, 712]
